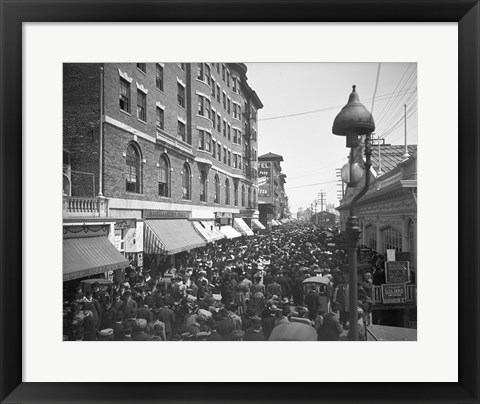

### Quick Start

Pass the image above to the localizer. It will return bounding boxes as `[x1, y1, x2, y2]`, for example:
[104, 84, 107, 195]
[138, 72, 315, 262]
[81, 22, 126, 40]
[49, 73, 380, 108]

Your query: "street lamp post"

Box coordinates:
[332, 85, 375, 341]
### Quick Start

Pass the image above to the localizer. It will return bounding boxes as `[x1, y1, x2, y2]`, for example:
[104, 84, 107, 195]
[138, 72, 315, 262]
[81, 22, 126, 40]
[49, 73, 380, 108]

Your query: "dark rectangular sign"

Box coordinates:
[143, 210, 190, 219]
[381, 283, 406, 304]
[386, 261, 410, 284]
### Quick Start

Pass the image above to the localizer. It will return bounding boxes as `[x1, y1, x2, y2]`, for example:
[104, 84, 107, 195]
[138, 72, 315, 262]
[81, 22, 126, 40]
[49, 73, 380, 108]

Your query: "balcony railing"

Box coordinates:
[63, 196, 107, 217]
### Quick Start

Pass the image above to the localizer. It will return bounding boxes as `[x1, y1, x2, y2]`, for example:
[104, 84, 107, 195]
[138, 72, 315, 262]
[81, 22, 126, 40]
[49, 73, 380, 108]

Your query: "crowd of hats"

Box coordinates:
[63, 222, 350, 341]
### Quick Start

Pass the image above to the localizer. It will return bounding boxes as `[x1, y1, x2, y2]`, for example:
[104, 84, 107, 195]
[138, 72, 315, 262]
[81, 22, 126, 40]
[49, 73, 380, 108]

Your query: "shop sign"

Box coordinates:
[215, 212, 232, 219]
[381, 283, 406, 304]
[115, 219, 133, 229]
[258, 162, 271, 198]
[386, 261, 410, 284]
[237, 210, 254, 218]
[143, 210, 190, 219]
[125, 221, 144, 253]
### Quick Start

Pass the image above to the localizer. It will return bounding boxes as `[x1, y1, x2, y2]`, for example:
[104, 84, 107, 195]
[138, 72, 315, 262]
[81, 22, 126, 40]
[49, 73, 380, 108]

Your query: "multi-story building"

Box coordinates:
[63, 63, 263, 283]
[257, 152, 289, 227]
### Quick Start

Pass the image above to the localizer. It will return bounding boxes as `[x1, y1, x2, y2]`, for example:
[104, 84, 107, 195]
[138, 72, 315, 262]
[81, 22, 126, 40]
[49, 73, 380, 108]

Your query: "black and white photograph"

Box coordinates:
[62, 62, 417, 342]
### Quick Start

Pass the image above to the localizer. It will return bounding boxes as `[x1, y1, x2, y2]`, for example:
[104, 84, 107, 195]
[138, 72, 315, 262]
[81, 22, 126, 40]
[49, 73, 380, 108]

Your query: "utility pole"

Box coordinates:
[318, 191, 326, 226]
[402, 103, 410, 161]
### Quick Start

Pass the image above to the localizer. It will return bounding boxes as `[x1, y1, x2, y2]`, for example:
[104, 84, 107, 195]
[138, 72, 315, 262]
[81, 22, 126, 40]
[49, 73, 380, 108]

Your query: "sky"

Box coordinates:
[244, 63, 417, 215]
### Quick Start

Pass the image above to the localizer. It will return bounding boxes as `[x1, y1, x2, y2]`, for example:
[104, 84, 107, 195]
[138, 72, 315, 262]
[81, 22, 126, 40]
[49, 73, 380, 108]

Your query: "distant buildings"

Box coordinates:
[257, 152, 290, 227]
[63, 63, 263, 283]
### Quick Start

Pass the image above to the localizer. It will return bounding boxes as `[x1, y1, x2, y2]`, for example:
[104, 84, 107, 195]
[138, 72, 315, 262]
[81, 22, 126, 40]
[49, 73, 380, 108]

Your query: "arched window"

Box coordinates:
[158, 154, 170, 197]
[381, 226, 402, 253]
[225, 178, 230, 205]
[241, 184, 246, 207]
[365, 224, 377, 251]
[126, 143, 141, 193]
[214, 174, 220, 204]
[182, 163, 191, 200]
[200, 171, 207, 202]
[247, 186, 252, 208]
[234, 182, 238, 206]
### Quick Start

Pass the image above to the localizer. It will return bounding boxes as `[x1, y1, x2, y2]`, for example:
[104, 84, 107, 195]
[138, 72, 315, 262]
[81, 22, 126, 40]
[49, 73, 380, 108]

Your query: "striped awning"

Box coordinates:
[233, 218, 254, 236]
[144, 219, 206, 255]
[63, 236, 129, 282]
[219, 225, 242, 239]
[192, 220, 225, 243]
[251, 218, 266, 230]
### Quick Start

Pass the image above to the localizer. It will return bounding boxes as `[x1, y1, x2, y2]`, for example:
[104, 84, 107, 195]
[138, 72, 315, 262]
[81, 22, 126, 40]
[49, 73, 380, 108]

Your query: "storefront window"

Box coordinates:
[382, 226, 402, 253]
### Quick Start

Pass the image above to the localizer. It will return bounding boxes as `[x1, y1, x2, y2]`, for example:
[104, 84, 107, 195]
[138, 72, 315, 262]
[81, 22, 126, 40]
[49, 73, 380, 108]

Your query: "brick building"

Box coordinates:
[257, 152, 290, 227]
[63, 63, 263, 282]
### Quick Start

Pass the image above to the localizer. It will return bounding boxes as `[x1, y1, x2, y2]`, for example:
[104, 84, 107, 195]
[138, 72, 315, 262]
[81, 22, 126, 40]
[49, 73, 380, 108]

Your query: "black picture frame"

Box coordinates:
[1, 1, 478, 403]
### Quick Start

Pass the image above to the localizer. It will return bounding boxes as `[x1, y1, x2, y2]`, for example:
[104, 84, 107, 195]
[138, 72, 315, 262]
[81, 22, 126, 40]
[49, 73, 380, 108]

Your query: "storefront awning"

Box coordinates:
[219, 225, 242, 239]
[233, 218, 254, 236]
[145, 219, 206, 255]
[63, 236, 129, 282]
[251, 218, 266, 230]
[192, 220, 225, 243]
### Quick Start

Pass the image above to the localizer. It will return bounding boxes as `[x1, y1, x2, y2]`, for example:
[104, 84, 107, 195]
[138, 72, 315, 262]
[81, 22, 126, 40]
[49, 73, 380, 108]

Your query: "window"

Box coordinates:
[214, 175, 220, 204]
[126, 143, 141, 193]
[177, 83, 185, 108]
[212, 141, 216, 159]
[205, 132, 212, 152]
[198, 130, 205, 150]
[198, 95, 211, 119]
[227, 124, 231, 141]
[197, 63, 204, 81]
[226, 70, 230, 87]
[211, 79, 216, 97]
[212, 111, 216, 128]
[223, 119, 227, 137]
[205, 64, 211, 86]
[241, 184, 246, 207]
[178, 121, 186, 142]
[178, 63, 186, 71]
[156, 107, 164, 130]
[234, 182, 238, 206]
[228, 151, 231, 166]
[217, 143, 221, 161]
[223, 92, 226, 110]
[225, 179, 230, 205]
[248, 187, 252, 208]
[137, 90, 147, 121]
[233, 104, 237, 119]
[227, 98, 231, 114]
[200, 172, 207, 202]
[216, 84, 221, 102]
[382, 226, 402, 253]
[223, 147, 227, 164]
[182, 163, 191, 200]
[217, 113, 221, 132]
[239, 156, 242, 170]
[158, 154, 170, 197]
[156, 64, 164, 91]
[137, 63, 146, 73]
[365, 225, 377, 251]
[238, 105, 242, 118]
[233, 154, 238, 169]
[222, 64, 226, 81]
[119, 78, 130, 113]
[233, 77, 237, 92]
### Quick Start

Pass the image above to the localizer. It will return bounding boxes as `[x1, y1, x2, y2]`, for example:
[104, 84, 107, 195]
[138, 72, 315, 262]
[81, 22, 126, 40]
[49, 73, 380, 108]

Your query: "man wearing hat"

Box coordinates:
[132, 318, 149, 341]
[244, 317, 266, 341]
[111, 311, 125, 341]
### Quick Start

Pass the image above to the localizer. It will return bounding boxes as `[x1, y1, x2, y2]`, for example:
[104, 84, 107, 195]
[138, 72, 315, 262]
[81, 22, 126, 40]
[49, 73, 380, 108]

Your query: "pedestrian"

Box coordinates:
[319, 302, 343, 341]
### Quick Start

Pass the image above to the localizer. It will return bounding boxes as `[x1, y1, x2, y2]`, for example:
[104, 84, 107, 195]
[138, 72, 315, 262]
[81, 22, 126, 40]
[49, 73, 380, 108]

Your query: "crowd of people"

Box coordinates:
[64, 221, 385, 341]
